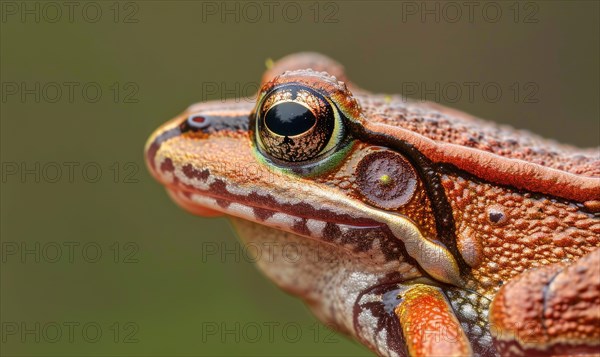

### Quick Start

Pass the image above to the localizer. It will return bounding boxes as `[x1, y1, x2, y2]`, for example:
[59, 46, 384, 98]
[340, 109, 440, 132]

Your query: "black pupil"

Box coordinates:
[264, 102, 316, 137]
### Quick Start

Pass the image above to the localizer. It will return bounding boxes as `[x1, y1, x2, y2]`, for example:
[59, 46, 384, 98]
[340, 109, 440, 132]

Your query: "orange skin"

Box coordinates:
[145, 53, 599, 356]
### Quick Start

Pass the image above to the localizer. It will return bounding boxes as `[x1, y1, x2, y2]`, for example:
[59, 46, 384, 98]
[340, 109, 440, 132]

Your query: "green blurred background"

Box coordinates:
[1, 1, 598, 356]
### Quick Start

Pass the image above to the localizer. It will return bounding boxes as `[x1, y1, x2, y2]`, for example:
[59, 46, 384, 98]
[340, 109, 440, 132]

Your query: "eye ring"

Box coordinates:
[254, 84, 344, 163]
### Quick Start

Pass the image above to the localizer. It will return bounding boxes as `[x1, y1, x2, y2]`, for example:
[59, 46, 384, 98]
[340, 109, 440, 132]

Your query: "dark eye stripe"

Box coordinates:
[147, 114, 249, 170]
[348, 120, 468, 275]
[185, 114, 249, 133]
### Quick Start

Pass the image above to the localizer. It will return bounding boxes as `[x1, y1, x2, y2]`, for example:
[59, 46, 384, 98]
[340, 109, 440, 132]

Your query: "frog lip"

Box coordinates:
[165, 184, 412, 262]
[166, 186, 224, 217]
[165, 181, 381, 229]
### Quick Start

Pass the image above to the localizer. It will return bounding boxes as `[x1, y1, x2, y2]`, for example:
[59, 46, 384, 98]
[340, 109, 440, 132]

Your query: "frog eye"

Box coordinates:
[255, 84, 344, 162]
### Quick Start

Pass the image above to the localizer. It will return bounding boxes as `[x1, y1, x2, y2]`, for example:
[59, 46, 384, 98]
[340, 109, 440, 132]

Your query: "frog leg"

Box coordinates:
[490, 248, 600, 356]
[394, 284, 473, 357]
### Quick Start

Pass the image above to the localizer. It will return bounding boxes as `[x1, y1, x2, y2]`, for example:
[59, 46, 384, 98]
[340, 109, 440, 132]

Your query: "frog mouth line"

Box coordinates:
[164, 183, 415, 263]
[167, 177, 381, 226]
[168, 184, 382, 235]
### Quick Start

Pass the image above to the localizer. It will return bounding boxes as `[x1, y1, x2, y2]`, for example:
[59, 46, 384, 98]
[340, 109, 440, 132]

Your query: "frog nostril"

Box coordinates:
[188, 113, 211, 129]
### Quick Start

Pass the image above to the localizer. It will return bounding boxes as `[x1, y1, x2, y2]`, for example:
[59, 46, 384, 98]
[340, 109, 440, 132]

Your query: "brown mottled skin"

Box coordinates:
[145, 53, 600, 356]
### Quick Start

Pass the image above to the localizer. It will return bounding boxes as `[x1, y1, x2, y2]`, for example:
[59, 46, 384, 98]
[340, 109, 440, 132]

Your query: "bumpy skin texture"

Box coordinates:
[358, 94, 599, 177]
[351, 93, 599, 203]
[490, 249, 600, 356]
[443, 174, 599, 296]
[145, 52, 600, 357]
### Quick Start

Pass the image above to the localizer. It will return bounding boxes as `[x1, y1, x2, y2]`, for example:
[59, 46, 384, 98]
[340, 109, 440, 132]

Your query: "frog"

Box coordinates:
[145, 53, 600, 357]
